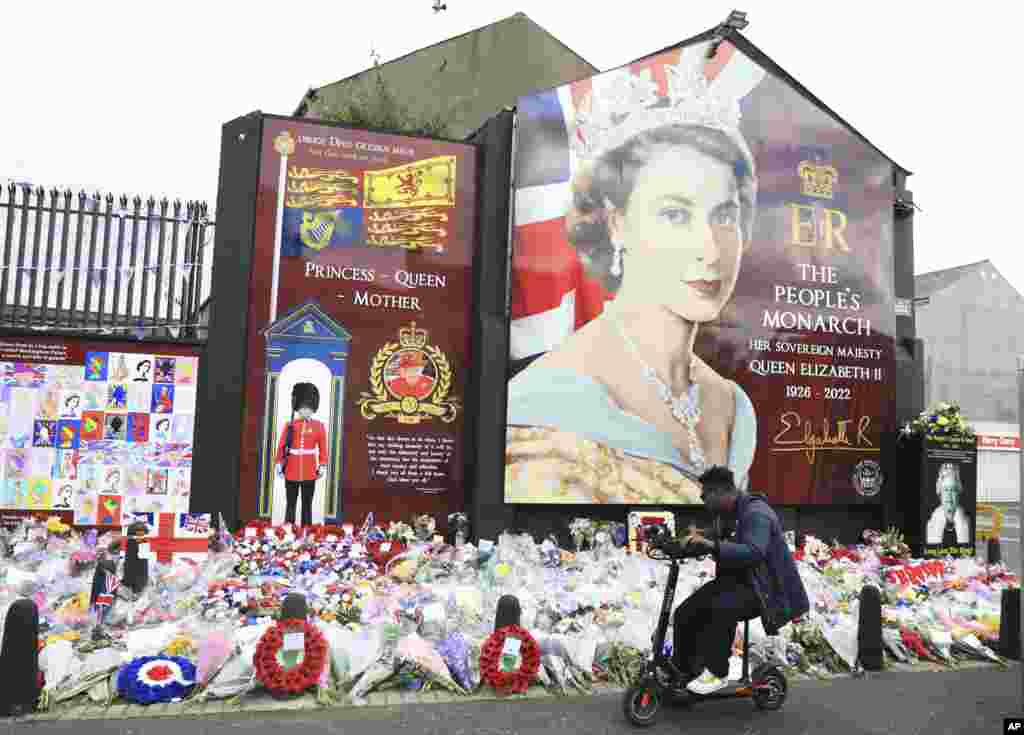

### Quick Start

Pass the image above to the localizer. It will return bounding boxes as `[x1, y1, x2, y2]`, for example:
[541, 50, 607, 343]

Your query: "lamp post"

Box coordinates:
[1017, 354, 1023, 709]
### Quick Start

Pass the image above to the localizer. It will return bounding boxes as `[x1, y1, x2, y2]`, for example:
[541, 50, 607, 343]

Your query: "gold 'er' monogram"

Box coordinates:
[357, 321, 460, 424]
[787, 158, 849, 252]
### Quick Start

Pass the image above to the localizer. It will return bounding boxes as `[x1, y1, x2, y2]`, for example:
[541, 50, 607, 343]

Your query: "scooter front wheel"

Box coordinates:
[623, 679, 662, 727]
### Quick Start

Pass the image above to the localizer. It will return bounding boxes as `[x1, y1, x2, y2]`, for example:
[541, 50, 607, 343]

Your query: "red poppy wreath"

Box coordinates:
[479, 625, 541, 694]
[253, 620, 328, 697]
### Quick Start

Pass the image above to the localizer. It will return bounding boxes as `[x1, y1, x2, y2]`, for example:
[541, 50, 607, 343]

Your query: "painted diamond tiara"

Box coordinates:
[571, 59, 743, 162]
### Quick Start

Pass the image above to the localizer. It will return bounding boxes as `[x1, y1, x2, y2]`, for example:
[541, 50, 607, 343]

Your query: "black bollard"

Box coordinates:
[998, 587, 1021, 660]
[988, 537, 1002, 565]
[122, 522, 149, 594]
[0, 599, 42, 717]
[857, 585, 884, 671]
[281, 593, 308, 621]
[494, 594, 522, 630]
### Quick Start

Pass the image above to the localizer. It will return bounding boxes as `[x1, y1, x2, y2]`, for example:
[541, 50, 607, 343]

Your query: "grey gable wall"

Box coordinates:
[916, 263, 1024, 421]
[300, 14, 597, 139]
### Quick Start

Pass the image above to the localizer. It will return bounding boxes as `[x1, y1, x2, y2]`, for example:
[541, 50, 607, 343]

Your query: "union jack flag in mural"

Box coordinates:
[508, 40, 765, 362]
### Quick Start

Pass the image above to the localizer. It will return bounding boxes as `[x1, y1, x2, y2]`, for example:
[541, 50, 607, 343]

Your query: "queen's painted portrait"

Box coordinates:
[506, 55, 759, 505]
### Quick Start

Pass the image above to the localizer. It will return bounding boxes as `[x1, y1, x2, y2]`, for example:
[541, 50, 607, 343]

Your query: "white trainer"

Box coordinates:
[686, 669, 728, 695]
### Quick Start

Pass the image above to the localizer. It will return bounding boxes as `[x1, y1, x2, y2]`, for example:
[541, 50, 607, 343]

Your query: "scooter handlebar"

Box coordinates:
[645, 526, 708, 560]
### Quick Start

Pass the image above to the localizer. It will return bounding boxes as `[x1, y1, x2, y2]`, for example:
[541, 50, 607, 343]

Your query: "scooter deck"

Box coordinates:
[677, 679, 756, 700]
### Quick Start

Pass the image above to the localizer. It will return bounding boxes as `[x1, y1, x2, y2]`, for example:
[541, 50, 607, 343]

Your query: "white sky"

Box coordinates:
[2, 1, 1020, 288]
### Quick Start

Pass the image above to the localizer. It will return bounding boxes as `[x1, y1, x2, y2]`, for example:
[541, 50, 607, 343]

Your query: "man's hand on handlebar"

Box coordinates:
[647, 526, 714, 559]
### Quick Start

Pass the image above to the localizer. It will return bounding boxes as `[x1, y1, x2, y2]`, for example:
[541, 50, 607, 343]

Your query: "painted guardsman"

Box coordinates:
[275, 382, 327, 528]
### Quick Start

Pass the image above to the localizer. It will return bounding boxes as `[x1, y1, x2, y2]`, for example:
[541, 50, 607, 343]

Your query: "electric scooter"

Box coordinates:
[622, 524, 788, 727]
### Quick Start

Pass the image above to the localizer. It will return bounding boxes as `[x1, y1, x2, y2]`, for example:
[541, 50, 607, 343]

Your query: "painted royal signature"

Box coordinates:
[772, 412, 876, 463]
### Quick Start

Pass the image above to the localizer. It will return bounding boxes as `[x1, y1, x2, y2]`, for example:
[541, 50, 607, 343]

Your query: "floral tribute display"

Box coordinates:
[253, 619, 328, 697]
[5, 510, 1018, 716]
[901, 401, 975, 439]
[479, 625, 541, 694]
[116, 656, 196, 704]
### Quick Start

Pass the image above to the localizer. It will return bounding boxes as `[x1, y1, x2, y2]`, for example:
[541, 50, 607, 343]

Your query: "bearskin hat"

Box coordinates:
[292, 382, 319, 412]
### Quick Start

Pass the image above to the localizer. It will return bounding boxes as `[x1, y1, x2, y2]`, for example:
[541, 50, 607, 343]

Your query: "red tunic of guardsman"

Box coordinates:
[275, 416, 327, 482]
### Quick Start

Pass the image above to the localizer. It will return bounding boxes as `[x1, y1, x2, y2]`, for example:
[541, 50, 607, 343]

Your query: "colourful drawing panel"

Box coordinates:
[84, 353, 109, 382]
[96, 494, 123, 526]
[0, 350, 198, 516]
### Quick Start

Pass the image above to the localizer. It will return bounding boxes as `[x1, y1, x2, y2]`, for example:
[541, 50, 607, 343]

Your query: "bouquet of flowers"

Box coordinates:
[901, 401, 975, 439]
[46, 516, 71, 537]
[799, 535, 833, 565]
[386, 522, 416, 545]
[864, 528, 911, 561]
[413, 515, 436, 542]
[568, 518, 595, 551]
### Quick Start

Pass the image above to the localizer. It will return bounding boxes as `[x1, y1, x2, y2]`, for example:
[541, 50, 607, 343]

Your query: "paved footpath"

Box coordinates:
[6, 664, 1022, 735]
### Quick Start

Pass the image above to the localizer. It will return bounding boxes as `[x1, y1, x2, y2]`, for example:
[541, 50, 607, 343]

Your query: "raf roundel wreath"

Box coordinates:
[117, 655, 197, 705]
[479, 624, 541, 694]
[253, 619, 328, 696]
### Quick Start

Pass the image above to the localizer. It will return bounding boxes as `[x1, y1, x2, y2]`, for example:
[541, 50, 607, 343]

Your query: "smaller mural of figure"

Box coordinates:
[109, 353, 131, 382]
[151, 385, 174, 414]
[56, 420, 80, 449]
[57, 450, 79, 481]
[104, 467, 123, 494]
[81, 411, 104, 441]
[54, 483, 74, 509]
[385, 350, 436, 400]
[104, 415, 127, 441]
[152, 417, 172, 442]
[60, 393, 82, 419]
[275, 382, 327, 528]
[147, 469, 168, 495]
[84, 352, 109, 382]
[33, 420, 55, 448]
[132, 359, 153, 383]
[36, 386, 60, 420]
[154, 357, 176, 384]
[926, 462, 971, 545]
[107, 384, 128, 411]
[128, 413, 150, 444]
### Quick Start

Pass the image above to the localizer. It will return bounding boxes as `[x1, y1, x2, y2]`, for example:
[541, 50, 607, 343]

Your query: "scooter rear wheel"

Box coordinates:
[751, 667, 788, 711]
[623, 679, 662, 727]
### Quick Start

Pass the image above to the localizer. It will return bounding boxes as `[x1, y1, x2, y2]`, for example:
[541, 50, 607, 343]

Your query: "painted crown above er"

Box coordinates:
[570, 60, 744, 162]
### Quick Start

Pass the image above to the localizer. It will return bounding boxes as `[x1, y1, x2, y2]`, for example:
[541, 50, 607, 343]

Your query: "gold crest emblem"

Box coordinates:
[273, 131, 296, 157]
[798, 159, 838, 199]
[357, 322, 459, 424]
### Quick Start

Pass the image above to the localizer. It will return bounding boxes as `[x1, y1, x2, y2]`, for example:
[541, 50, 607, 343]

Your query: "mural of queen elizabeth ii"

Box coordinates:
[925, 462, 971, 546]
[505, 45, 764, 504]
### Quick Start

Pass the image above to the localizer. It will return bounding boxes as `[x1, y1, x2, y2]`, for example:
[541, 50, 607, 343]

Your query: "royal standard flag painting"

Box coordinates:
[364, 155, 456, 254]
[281, 166, 364, 257]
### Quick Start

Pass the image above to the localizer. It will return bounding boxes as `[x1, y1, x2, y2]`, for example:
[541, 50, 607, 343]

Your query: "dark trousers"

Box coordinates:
[284, 479, 316, 527]
[672, 575, 761, 679]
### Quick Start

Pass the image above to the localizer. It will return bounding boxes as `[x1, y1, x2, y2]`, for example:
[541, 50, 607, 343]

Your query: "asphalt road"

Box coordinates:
[7, 667, 1022, 735]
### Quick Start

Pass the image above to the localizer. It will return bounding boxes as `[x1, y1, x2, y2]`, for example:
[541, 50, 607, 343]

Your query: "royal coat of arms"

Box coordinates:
[357, 322, 459, 424]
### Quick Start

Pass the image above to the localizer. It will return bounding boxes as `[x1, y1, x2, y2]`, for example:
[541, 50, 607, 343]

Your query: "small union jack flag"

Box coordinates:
[95, 570, 120, 609]
[181, 513, 211, 535]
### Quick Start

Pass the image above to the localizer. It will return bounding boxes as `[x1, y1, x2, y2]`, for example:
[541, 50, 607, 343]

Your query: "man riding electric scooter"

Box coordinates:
[673, 466, 810, 695]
